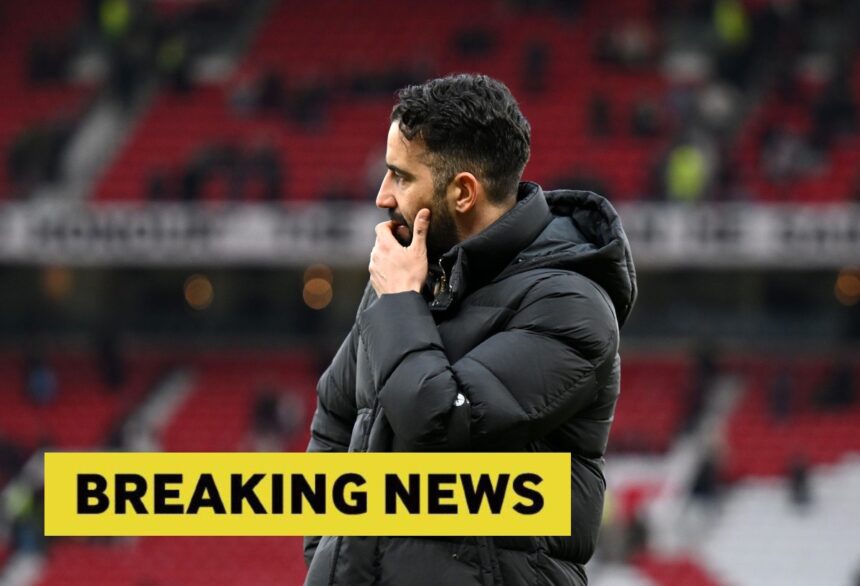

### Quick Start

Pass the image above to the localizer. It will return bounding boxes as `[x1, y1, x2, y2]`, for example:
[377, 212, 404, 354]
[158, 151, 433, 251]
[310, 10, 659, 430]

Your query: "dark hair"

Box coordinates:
[391, 73, 531, 204]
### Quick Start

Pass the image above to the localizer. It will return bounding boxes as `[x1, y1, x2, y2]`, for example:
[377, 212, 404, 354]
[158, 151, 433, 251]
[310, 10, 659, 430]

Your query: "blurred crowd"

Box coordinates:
[0, 343, 309, 560]
[4, 0, 860, 204]
[6, 0, 250, 199]
[586, 0, 859, 202]
[598, 349, 856, 567]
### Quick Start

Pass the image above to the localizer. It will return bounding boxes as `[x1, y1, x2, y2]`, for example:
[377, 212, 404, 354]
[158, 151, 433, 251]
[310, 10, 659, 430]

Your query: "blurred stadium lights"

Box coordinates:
[303, 263, 334, 309]
[303, 263, 333, 286]
[835, 268, 860, 306]
[183, 273, 214, 310]
[40, 265, 74, 303]
[303, 277, 333, 310]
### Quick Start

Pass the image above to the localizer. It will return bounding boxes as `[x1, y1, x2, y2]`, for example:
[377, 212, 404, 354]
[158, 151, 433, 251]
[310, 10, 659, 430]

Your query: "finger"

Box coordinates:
[375, 221, 395, 238]
[375, 221, 397, 246]
[409, 208, 431, 249]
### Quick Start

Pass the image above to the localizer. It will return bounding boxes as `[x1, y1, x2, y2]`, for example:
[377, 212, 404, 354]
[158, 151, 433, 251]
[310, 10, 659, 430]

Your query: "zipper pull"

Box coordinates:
[432, 259, 449, 306]
[437, 258, 448, 294]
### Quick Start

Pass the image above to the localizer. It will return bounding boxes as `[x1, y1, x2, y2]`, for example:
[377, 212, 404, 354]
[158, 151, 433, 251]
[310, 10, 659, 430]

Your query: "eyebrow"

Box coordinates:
[386, 164, 416, 181]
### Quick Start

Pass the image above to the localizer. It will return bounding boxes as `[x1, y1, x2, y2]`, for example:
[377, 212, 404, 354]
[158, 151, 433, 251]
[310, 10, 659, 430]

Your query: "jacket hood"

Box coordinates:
[511, 183, 637, 326]
[436, 181, 637, 326]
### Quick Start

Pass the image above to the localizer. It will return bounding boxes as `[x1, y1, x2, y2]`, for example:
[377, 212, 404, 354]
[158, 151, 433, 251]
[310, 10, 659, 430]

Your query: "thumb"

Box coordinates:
[410, 208, 431, 248]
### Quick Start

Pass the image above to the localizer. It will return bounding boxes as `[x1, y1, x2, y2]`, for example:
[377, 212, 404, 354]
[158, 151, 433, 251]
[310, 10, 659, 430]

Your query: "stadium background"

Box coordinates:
[1, 0, 859, 584]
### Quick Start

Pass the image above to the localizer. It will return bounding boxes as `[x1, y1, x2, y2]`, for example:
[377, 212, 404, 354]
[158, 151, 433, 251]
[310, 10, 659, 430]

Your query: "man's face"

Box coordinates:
[376, 122, 459, 259]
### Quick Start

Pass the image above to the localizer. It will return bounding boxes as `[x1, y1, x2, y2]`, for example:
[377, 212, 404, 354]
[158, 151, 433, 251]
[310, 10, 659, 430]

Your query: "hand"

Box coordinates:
[369, 209, 430, 296]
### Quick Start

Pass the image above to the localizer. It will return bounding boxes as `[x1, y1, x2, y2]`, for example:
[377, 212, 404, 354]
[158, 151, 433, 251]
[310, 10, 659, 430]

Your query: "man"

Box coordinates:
[304, 74, 636, 585]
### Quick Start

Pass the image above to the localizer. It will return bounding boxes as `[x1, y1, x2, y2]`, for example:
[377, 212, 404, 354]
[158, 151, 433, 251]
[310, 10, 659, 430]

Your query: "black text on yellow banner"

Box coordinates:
[44, 452, 571, 536]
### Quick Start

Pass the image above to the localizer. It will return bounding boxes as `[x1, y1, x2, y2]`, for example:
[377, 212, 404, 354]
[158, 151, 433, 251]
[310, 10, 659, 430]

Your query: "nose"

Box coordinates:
[376, 171, 396, 209]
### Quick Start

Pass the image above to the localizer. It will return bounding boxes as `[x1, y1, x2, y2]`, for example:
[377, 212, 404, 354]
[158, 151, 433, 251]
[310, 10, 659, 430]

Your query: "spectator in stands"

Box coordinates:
[230, 67, 293, 117]
[107, 34, 149, 108]
[181, 0, 245, 53]
[217, 143, 244, 200]
[624, 511, 650, 559]
[631, 98, 662, 138]
[522, 40, 549, 95]
[760, 125, 822, 184]
[180, 147, 215, 201]
[6, 117, 77, 196]
[810, 66, 857, 153]
[588, 92, 611, 137]
[711, 142, 747, 200]
[550, 168, 611, 201]
[348, 62, 432, 101]
[697, 82, 739, 138]
[98, 0, 133, 44]
[690, 446, 723, 506]
[24, 354, 58, 406]
[508, 0, 582, 18]
[120, 416, 159, 452]
[452, 26, 497, 58]
[28, 36, 73, 83]
[146, 167, 174, 200]
[662, 131, 717, 202]
[251, 391, 281, 448]
[7, 126, 49, 196]
[156, 31, 191, 93]
[4, 442, 49, 555]
[712, 0, 754, 89]
[175, 140, 286, 202]
[97, 0, 163, 108]
[665, 81, 697, 129]
[287, 76, 331, 130]
[247, 385, 305, 452]
[258, 70, 287, 113]
[230, 72, 260, 116]
[813, 360, 856, 410]
[768, 368, 794, 422]
[5, 480, 43, 554]
[683, 344, 717, 431]
[595, 490, 626, 562]
[106, 405, 159, 452]
[319, 174, 357, 202]
[0, 435, 25, 489]
[243, 140, 284, 201]
[787, 455, 811, 509]
[594, 21, 658, 70]
[97, 331, 126, 392]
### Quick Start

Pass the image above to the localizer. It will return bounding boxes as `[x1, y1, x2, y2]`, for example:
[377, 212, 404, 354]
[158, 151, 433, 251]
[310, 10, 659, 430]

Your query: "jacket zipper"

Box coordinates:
[329, 371, 383, 585]
[475, 536, 502, 585]
[329, 260, 449, 584]
[432, 258, 449, 306]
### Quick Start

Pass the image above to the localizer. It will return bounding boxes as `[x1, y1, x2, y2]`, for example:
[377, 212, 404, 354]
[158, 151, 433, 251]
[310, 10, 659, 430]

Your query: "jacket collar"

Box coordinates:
[433, 182, 551, 310]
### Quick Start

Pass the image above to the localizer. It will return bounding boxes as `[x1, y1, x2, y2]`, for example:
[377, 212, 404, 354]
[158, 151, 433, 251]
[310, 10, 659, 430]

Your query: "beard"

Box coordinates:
[388, 197, 459, 260]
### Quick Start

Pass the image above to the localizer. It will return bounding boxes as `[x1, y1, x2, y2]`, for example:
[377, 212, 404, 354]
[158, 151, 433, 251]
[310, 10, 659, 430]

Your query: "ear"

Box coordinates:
[450, 172, 480, 214]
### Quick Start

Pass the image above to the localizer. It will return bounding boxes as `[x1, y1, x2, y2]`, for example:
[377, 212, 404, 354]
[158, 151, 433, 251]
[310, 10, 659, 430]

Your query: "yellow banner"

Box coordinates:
[44, 452, 571, 536]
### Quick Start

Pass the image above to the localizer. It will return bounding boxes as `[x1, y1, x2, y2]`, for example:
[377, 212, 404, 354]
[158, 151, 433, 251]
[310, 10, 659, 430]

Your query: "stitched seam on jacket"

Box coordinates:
[317, 323, 360, 424]
[357, 330, 379, 394]
[328, 536, 342, 586]
[462, 353, 527, 418]
[466, 335, 595, 421]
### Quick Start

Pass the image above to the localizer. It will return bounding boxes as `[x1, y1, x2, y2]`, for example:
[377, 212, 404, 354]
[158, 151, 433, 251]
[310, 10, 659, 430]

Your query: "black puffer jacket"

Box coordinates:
[304, 182, 637, 586]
